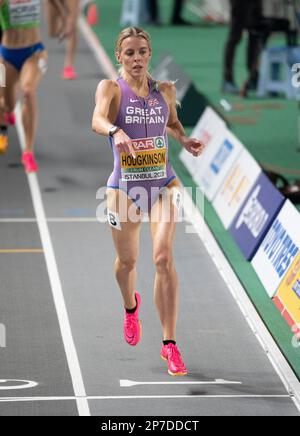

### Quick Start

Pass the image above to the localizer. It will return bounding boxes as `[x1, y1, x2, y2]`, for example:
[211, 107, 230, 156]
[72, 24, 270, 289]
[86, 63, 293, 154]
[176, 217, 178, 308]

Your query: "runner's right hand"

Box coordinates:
[114, 130, 136, 159]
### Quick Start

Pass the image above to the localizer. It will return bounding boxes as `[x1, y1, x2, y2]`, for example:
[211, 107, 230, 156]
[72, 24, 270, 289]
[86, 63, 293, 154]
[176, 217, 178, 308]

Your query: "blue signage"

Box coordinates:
[229, 173, 285, 260]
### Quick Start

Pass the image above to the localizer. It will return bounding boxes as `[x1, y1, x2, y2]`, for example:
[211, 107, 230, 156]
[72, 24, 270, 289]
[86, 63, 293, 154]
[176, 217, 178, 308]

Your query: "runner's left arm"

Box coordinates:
[162, 82, 205, 157]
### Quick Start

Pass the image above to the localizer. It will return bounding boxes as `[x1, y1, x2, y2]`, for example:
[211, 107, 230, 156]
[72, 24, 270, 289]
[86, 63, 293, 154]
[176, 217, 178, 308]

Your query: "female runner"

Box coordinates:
[92, 27, 204, 376]
[46, 0, 80, 80]
[0, 0, 67, 171]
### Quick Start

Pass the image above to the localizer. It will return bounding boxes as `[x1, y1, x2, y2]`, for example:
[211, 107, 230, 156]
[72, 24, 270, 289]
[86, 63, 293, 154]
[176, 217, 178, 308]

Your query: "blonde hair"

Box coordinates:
[115, 27, 152, 78]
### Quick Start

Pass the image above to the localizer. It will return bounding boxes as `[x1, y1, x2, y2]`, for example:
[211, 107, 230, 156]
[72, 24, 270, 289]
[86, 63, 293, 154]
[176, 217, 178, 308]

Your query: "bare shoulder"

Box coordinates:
[157, 81, 177, 102]
[96, 79, 119, 94]
[95, 79, 120, 102]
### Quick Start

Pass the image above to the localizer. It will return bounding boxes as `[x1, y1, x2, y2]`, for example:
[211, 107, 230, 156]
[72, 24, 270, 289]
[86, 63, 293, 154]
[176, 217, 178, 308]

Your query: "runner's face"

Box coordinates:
[117, 37, 151, 78]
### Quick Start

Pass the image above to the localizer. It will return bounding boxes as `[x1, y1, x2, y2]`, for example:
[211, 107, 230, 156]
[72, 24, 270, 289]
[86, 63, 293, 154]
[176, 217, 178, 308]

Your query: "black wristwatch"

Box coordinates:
[109, 125, 121, 137]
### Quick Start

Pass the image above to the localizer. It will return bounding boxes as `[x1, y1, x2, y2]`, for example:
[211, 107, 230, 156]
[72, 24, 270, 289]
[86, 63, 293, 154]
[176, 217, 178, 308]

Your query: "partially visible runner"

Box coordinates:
[46, 0, 80, 80]
[0, 0, 68, 171]
[92, 27, 205, 376]
[0, 20, 5, 150]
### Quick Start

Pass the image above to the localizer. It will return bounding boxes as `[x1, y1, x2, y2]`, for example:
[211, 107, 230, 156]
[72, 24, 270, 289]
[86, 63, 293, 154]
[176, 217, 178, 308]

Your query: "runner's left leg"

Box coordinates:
[150, 180, 181, 341]
[150, 181, 188, 375]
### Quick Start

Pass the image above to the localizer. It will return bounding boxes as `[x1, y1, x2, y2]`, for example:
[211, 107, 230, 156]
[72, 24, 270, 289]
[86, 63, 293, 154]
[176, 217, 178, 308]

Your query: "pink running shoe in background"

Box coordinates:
[62, 66, 78, 80]
[87, 2, 99, 26]
[124, 292, 142, 347]
[5, 112, 16, 126]
[161, 343, 188, 376]
[22, 152, 39, 173]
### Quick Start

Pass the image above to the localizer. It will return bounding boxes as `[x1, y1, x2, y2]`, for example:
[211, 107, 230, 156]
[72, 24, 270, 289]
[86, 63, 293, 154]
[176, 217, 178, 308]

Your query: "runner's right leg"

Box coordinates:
[107, 188, 142, 310]
[2, 60, 19, 114]
[62, 0, 80, 80]
[107, 188, 143, 346]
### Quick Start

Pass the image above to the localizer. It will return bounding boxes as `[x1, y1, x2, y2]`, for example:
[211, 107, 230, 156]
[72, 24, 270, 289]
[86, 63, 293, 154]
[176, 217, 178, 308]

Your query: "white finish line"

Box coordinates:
[0, 394, 291, 403]
[120, 379, 242, 387]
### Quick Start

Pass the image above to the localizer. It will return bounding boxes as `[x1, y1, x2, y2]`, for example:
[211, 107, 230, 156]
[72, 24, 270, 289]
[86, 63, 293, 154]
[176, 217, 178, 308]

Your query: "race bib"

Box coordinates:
[121, 136, 167, 182]
[9, 0, 40, 27]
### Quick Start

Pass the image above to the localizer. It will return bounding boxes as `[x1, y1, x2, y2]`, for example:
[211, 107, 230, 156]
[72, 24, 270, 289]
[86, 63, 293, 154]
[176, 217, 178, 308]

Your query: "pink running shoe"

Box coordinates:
[5, 112, 16, 126]
[62, 66, 78, 80]
[124, 292, 142, 347]
[161, 343, 188, 376]
[22, 151, 39, 173]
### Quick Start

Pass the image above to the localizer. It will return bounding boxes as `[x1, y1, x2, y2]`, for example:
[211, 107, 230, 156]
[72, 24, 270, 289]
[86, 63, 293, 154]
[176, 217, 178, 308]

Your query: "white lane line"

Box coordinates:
[15, 104, 90, 417]
[120, 379, 242, 387]
[0, 218, 98, 223]
[78, 15, 118, 80]
[0, 395, 291, 403]
[0, 219, 37, 223]
[47, 218, 98, 223]
[80, 15, 300, 413]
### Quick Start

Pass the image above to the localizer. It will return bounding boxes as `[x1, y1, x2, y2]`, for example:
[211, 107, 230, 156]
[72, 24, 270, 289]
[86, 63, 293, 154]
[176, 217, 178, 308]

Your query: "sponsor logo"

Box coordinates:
[132, 138, 156, 151]
[210, 139, 233, 175]
[131, 137, 166, 151]
[235, 186, 269, 238]
[292, 280, 300, 299]
[261, 219, 299, 279]
[155, 137, 165, 149]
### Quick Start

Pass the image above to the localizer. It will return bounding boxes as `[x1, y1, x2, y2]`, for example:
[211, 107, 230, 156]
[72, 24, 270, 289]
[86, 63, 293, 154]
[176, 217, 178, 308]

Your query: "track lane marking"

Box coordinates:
[0, 249, 43, 254]
[15, 104, 90, 417]
[120, 379, 242, 387]
[0, 394, 291, 403]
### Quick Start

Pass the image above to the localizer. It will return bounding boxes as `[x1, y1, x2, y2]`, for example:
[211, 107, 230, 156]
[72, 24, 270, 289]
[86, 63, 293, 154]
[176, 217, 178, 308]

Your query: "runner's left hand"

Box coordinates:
[182, 138, 206, 157]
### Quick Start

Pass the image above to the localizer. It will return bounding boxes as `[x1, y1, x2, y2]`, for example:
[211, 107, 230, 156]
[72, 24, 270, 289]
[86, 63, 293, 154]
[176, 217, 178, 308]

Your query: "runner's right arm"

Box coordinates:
[92, 80, 136, 158]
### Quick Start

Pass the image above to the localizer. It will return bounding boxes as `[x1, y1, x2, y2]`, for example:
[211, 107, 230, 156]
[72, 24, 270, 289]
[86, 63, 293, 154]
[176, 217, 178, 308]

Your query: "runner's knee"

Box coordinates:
[153, 250, 173, 274]
[116, 257, 137, 274]
[22, 84, 36, 101]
